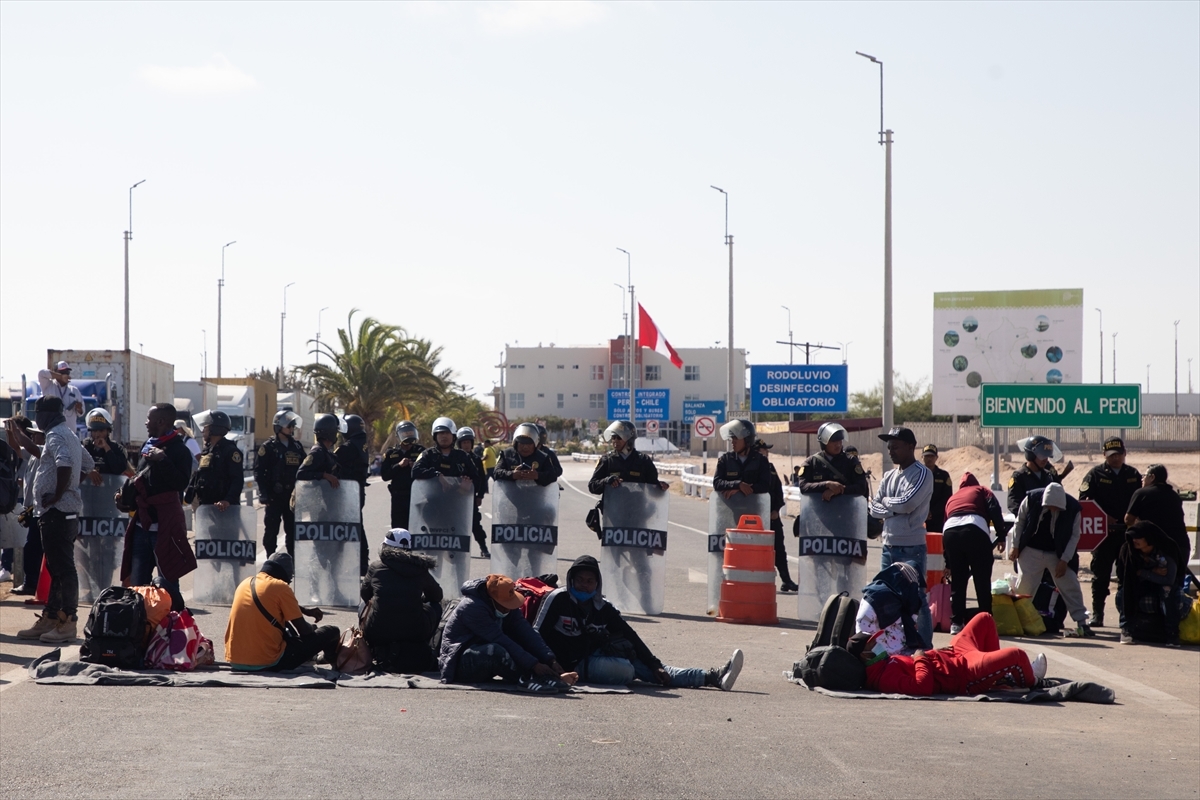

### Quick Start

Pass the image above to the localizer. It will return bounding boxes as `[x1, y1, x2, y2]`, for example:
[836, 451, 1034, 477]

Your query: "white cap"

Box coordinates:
[384, 528, 412, 549]
[54, 360, 71, 372]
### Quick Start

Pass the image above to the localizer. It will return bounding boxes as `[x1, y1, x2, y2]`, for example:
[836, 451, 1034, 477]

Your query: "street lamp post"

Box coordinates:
[1146, 364, 1150, 392]
[857, 51, 894, 468]
[1174, 320, 1180, 414]
[280, 282, 295, 388]
[124, 180, 145, 352]
[1095, 308, 1103, 384]
[1112, 332, 1118, 383]
[616, 248, 635, 425]
[316, 306, 329, 366]
[710, 186, 734, 418]
[613, 283, 628, 387]
[217, 241, 236, 378]
[202, 329, 208, 378]
[781, 306, 794, 365]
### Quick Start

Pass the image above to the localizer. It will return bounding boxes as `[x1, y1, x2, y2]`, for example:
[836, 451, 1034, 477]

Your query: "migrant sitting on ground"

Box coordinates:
[536, 555, 744, 690]
[855, 563, 925, 656]
[438, 573, 578, 693]
[847, 613, 1047, 696]
[361, 528, 444, 672]
[1116, 521, 1185, 646]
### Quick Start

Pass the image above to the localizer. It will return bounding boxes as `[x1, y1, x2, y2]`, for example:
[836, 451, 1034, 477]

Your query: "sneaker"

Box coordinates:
[0, 567, 12, 583]
[1092, 611, 1104, 628]
[39, 612, 77, 644]
[1119, 629, 1133, 644]
[480, 547, 491, 559]
[949, 623, 963, 635]
[17, 612, 57, 639]
[10, 583, 32, 595]
[518, 674, 570, 694]
[779, 582, 798, 593]
[1031, 653, 1048, 683]
[716, 649, 744, 692]
[1069, 623, 1096, 638]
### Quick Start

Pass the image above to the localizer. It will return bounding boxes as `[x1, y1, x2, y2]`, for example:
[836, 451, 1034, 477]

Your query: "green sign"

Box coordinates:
[980, 383, 1141, 428]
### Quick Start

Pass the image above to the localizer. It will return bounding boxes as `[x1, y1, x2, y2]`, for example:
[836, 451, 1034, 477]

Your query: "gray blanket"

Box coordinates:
[783, 672, 1115, 704]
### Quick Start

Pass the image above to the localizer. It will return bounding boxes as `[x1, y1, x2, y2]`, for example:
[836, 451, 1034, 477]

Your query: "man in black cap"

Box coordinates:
[921, 444, 953, 534]
[1125, 465, 1191, 569]
[1078, 436, 1143, 626]
[756, 439, 797, 592]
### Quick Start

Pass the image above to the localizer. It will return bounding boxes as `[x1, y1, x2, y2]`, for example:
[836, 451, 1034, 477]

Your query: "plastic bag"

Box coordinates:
[144, 609, 211, 671]
[991, 594, 1024, 636]
[1014, 597, 1046, 637]
[991, 579, 1011, 595]
[1180, 598, 1200, 645]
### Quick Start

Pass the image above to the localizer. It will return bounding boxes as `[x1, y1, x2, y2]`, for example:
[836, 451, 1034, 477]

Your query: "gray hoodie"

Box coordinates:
[869, 461, 933, 547]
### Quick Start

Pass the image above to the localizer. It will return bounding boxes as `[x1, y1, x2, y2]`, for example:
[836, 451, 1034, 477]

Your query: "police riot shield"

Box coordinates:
[600, 483, 670, 616]
[293, 481, 363, 607]
[192, 505, 258, 605]
[794, 493, 869, 622]
[490, 480, 558, 581]
[706, 492, 770, 615]
[409, 476, 475, 600]
[75, 474, 130, 604]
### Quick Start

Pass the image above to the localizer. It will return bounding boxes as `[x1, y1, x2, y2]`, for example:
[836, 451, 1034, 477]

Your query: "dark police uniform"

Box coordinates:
[185, 438, 243, 506]
[296, 443, 339, 482]
[334, 434, 371, 574]
[761, 457, 796, 588]
[796, 451, 870, 497]
[255, 435, 306, 557]
[83, 438, 130, 475]
[380, 442, 425, 529]
[1078, 460, 1142, 619]
[1007, 462, 1062, 517]
[412, 446, 478, 481]
[492, 446, 556, 487]
[713, 449, 771, 495]
[587, 448, 659, 494]
[925, 466, 954, 533]
[539, 445, 564, 483]
[466, 448, 489, 554]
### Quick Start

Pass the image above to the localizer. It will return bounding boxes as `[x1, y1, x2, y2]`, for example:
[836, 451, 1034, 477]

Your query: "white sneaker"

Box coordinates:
[1031, 653, 1047, 683]
[718, 649, 744, 691]
[949, 623, 963, 635]
[0, 568, 12, 583]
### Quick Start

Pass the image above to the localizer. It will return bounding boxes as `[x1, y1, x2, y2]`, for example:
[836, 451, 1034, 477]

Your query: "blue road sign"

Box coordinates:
[606, 389, 670, 421]
[749, 364, 848, 413]
[682, 400, 726, 424]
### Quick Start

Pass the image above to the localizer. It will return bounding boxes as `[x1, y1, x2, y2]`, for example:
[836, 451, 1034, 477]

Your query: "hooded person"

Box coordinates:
[1010, 482, 1094, 637]
[941, 472, 1012, 633]
[360, 528, 444, 672]
[438, 573, 576, 692]
[1116, 520, 1186, 645]
[535, 555, 745, 690]
[855, 562, 926, 656]
[224, 551, 340, 671]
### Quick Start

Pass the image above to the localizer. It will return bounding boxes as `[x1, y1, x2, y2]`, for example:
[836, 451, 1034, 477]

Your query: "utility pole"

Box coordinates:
[711, 186, 734, 419]
[776, 341, 840, 366]
[617, 248, 634, 425]
[316, 306, 329, 367]
[1095, 308, 1103, 384]
[1174, 320, 1180, 414]
[280, 282, 295, 388]
[218, 241, 236, 378]
[1112, 332, 1118, 383]
[124, 180, 145, 351]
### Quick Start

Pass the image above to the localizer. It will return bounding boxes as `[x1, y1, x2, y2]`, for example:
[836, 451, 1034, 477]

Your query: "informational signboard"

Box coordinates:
[979, 383, 1140, 428]
[749, 365, 848, 413]
[683, 400, 726, 424]
[588, 421, 599, 437]
[645, 419, 660, 436]
[933, 289, 1084, 416]
[692, 415, 717, 439]
[606, 389, 670, 421]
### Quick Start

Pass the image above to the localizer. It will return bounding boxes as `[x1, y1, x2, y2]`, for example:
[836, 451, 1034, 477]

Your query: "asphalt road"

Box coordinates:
[1, 459, 1197, 799]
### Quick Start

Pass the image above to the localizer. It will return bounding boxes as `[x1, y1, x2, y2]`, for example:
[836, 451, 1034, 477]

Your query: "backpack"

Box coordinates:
[429, 597, 463, 659]
[0, 442, 19, 515]
[516, 576, 557, 623]
[808, 592, 859, 652]
[80, 586, 149, 669]
[796, 645, 867, 691]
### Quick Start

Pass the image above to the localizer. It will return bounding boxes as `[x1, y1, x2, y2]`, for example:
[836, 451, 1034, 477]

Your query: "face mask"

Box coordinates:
[569, 586, 596, 603]
[494, 607, 509, 619]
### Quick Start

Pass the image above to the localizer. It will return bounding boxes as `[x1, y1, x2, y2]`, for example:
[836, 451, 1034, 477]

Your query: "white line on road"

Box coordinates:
[562, 476, 711, 538]
[1037, 644, 1197, 715]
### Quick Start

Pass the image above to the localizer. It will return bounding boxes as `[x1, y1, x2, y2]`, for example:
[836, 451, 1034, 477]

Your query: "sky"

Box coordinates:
[2, 1, 1197, 405]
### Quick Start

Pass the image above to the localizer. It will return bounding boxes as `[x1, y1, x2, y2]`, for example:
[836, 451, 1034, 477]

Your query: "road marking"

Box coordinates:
[564, 476, 711, 538]
[688, 568, 706, 583]
[0, 668, 30, 693]
[1037, 644, 1196, 714]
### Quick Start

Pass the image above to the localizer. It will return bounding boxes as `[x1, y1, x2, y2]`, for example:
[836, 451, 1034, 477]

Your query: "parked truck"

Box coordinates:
[277, 389, 318, 447]
[174, 380, 219, 431]
[44, 349, 175, 453]
[207, 377, 277, 471]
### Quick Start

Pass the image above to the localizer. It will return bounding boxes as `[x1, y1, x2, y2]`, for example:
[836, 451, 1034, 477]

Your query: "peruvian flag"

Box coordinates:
[638, 303, 684, 369]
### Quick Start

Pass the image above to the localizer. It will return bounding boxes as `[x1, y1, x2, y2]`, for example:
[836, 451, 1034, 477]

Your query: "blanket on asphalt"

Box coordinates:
[782, 671, 1116, 704]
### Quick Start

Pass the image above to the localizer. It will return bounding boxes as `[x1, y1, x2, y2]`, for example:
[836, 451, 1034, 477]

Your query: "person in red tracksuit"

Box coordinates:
[848, 613, 1045, 696]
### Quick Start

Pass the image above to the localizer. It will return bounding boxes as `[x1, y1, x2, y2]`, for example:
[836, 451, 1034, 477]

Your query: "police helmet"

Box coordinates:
[817, 422, 847, 448]
[313, 413, 341, 440]
[86, 408, 113, 431]
[602, 420, 636, 444]
[273, 410, 302, 434]
[1020, 435, 1060, 462]
[534, 424, 548, 446]
[512, 422, 540, 445]
[343, 415, 365, 437]
[431, 416, 457, 437]
[206, 410, 232, 434]
[720, 418, 755, 442]
[395, 420, 418, 443]
[457, 426, 476, 443]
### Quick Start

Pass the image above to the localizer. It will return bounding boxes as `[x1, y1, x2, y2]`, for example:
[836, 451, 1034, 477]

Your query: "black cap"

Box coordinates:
[35, 396, 63, 413]
[878, 427, 917, 445]
[260, 551, 294, 583]
[1102, 437, 1125, 455]
[753, 438, 773, 450]
[922, 444, 938, 455]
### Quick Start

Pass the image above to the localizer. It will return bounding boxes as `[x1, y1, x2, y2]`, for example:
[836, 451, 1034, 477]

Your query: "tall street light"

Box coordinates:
[857, 50, 894, 466]
[1094, 308, 1103, 384]
[316, 306, 329, 366]
[124, 179, 145, 351]
[202, 329, 208, 378]
[1174, 320, 1180, 414]
[616, 248, 635, 425]
[1112, 332, 1118, 383]
[613, 283, 628, 387]
[781, 306, 794, 365]
[711, 185, 734, 417]
[280, 282, 296, 388]
[217, 241, 236, 377]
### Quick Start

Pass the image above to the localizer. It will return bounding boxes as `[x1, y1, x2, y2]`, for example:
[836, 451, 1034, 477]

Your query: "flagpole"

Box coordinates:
[630, 289, 637, 428]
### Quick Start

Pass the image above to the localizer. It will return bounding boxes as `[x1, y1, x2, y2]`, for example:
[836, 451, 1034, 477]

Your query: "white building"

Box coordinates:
[495, 338, 746, 442]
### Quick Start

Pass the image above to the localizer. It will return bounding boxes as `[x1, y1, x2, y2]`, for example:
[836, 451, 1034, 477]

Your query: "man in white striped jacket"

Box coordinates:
[869, 427, 934, 648]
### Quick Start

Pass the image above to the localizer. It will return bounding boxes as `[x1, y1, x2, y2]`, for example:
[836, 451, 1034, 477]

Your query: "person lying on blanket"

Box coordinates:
[846, 613, 1048, 696]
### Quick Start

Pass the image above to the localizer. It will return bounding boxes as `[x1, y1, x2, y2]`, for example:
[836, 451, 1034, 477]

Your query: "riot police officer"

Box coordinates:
[535, 423, 564, 484]
[922, 444, 954, 533]
[255, 410, 306, 557]
[797, 422, 869, 499]
[1078, 436, 1142, 626]
[296, 413, 342, 486]
[412, 417, 477, 482]
[185, 410, 244, 510]
[493, 422, 557, 486]
[756, 438, 798, 593]
[1007, 436, 1074, 516]
[587, 420, 668, 493]
[456, 426, 491, 558]
[82, 409, 130, 483]
[380, 420, 424, 530]
[713, 419, 770, 498]
[334, 414, 370, 574]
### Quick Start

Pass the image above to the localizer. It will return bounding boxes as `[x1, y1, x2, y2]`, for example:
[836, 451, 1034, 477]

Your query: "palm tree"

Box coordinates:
[294, 310, 448, 450]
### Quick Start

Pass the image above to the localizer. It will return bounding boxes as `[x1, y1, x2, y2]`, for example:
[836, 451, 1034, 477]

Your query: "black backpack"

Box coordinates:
[808, 591, 859, 652]
[0, 442, 19, 515]
[796, 645, 867, 691]
[81, 586, 148, 669]
[428, 597, 463, 661]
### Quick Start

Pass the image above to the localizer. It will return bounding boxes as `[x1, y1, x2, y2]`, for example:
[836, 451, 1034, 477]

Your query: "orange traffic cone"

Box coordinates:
[23, 557, 50, 606]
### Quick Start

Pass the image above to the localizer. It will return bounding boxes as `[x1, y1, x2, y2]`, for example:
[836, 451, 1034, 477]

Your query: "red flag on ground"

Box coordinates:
[638, 304, 683, 368]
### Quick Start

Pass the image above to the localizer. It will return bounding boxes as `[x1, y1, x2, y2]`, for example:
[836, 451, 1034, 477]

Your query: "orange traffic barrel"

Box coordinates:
[926, 532, 945, 587]
[718, 514, 779, 625]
